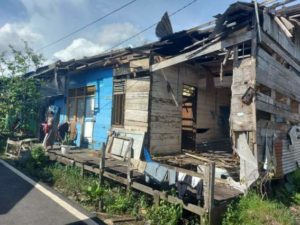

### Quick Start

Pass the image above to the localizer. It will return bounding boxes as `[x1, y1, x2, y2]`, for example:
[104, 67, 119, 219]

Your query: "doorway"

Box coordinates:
[67, 86, 96, 147]
[181, 84, 197, 150]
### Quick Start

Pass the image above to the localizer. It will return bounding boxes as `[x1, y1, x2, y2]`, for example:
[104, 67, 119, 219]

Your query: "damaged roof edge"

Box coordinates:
[150, 29, 253, 72]
[26, 0, 300, 77]
[24, 46, 152, 78]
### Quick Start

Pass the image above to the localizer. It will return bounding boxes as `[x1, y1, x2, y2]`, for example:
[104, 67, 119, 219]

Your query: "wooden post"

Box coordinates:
[99, 143, 106, 186]
[126, 138, 134, 191]
[80, 163, 84, 177]
[153, 190, 160, 206]
[5, 139, 9, 156]
[254, 0, 262, 43]
[99, 142, 106, 211]
[203, 162, 215, 225]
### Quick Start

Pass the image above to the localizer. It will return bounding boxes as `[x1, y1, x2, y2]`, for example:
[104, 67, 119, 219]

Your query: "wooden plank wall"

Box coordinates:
[124, 77, 150, 132]
[150, 65, 183, 154]
[150, 63, 232, 154]
[263, 12, 300, 62]
[255, 44, 300, 176]
[256, 48, 300, 103]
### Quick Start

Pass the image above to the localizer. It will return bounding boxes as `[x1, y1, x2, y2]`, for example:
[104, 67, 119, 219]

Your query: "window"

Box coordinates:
[112, 79, 126, 126]
[112, 94, 125, 126]
[67, 86, 95, 122]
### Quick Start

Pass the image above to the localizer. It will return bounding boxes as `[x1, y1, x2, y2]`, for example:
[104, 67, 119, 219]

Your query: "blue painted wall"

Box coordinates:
[57, 67, 113, 150]
[53, 97, 67, 123]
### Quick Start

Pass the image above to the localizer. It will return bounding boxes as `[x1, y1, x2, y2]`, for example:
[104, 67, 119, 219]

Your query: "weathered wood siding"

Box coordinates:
[124, 78, 150, 132]
[256, 48, 300, 103]
[263, 12, 300, 62]
[149, 63, 232, 154]
[149, 64, 199, 154]
[256, 43, 300, 176]
[150, 65, 183, 154]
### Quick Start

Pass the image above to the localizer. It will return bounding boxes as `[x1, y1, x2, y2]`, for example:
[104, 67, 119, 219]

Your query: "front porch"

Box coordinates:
[47, 147, 241, 224]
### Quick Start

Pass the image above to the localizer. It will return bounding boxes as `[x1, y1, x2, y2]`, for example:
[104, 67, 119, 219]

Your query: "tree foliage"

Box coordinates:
[0, 42, 44, 137]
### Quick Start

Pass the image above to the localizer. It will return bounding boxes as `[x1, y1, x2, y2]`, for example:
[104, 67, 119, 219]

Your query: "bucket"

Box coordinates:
[61, 145, 71, 155]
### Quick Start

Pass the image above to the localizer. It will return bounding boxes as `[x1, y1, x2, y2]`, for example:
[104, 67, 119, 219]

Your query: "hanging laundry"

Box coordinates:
[177, 173, 204, 201]
[191, 176, 200, 188]
[144, 162, 168, 183]
[195, 179, 204, 200]
[178, 172, 186, 182]
[168, 169, 176, 186]
[177, 175, 191, 200]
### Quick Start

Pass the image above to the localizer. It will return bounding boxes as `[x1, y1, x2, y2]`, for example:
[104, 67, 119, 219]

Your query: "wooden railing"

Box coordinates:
[49, 148, 216, 225]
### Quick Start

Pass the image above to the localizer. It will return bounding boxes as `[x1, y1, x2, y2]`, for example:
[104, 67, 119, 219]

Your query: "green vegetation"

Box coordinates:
[84, 181, 105, 206]
[146, 201, 182, 225]
[11, 151, 151, 217]
[222, 192, 295, 225]
[0, 42, 43, 137]
[223, 168, 300, 225]
[292, 169, 300, 192]
[31, 145, 47, 165]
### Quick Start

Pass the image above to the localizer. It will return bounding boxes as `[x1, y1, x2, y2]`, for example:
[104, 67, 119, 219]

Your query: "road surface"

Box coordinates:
[0, 159, 103, 225]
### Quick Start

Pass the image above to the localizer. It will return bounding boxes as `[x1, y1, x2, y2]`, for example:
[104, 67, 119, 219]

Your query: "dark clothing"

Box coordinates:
[58, 122, 69, 141]
[177, 175, 203, 201]
[177, 175, 192, 200]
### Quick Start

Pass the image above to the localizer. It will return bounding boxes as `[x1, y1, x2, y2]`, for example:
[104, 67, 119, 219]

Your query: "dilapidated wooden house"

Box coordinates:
[109, 0, 300, 191]
[26, 1, 300, 223]
[30, 0, 300, 195]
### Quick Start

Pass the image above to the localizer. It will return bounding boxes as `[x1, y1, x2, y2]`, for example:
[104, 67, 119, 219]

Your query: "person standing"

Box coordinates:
[42, 111, 55, 151]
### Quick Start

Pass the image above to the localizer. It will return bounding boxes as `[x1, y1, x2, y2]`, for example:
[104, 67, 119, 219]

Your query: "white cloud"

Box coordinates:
[53, 22, 145, 61]
[53, 38, 104, 61]
[97, 22, 144, 49]
[0, 23, 43, 52]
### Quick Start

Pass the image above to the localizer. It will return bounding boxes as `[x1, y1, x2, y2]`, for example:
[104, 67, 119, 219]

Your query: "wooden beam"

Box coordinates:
[254, 0, 262, 42]
[204, 162, 215, 225]
[274, 16, 293, 38]
[126, 138, 134, 190]
[151, 30, 253, 72]
[280, 17, 294, 32]
[256, 99, 300, 122]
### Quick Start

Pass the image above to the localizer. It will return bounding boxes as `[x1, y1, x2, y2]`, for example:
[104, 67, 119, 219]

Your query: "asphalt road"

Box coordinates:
[0, 160, 103, 225]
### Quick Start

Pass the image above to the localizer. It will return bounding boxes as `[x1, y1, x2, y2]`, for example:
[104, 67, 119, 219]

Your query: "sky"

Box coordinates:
[0, 0, 296, 63]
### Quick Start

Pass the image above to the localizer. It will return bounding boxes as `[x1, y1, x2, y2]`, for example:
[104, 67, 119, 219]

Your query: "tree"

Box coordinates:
[0, 42, 44, 137]
[0, 41, 44, 77]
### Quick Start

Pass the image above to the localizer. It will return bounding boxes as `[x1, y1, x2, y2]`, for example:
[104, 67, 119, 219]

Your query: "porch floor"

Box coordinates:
[48, 148, 241, 203]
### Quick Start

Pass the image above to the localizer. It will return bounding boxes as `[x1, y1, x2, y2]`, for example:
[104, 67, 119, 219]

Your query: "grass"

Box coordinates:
[222, 168, 300, 225]
[222, 192, 296, 225]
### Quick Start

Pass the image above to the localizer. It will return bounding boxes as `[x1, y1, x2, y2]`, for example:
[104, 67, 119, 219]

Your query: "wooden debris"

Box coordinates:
[185, 152, 212, 162]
